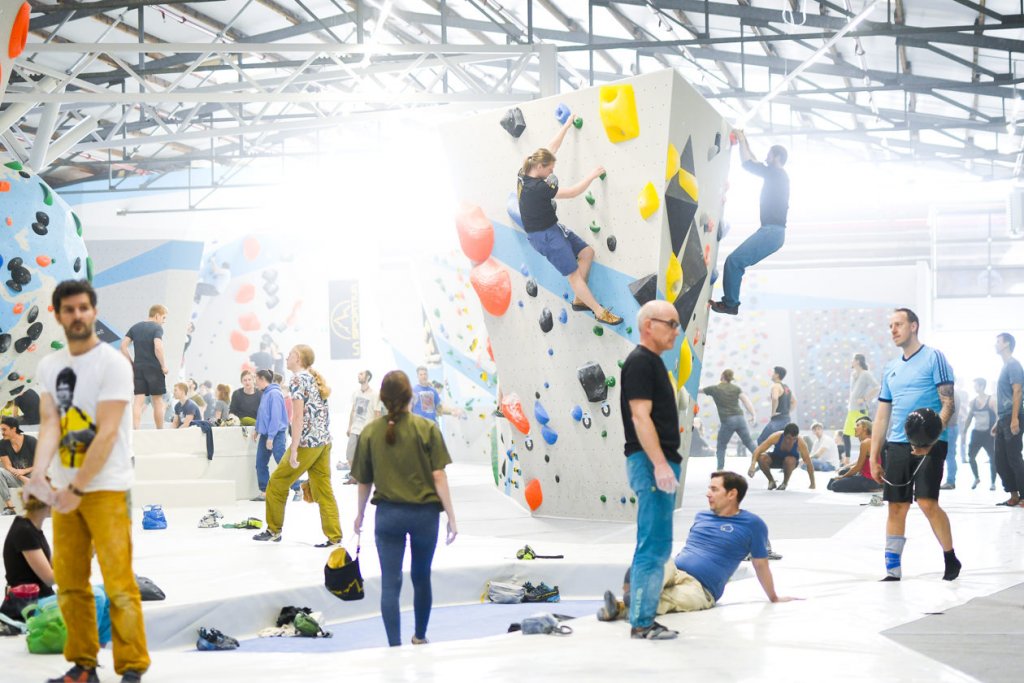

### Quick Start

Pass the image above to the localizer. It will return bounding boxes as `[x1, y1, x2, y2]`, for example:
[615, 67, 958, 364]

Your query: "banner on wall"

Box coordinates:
[329, 280, 361, 359]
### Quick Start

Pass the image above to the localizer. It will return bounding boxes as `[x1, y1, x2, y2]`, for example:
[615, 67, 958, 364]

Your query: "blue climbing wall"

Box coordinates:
[441, 70, 732, 520]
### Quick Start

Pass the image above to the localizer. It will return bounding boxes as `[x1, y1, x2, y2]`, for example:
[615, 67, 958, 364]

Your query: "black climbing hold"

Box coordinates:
[35, 211, 49, 227]
[31, 222, 48, 236]
[606, 235, 617, 252]
[601, 402, 611, 417]
[18, 171, 29, 179]
[9, 385, 23, 396]
[14, 337, 31, 353]
[11, 266, 32, 285]
[628, 274, 657, 307]
[500, 107, 527, 138]
[535, 392, 541, 400]
[5, 280, 21, 293]
[0, 335, 11, 353]
[525, 437, 534, 451]
[539, 307, 553, 333]
[582, 414, 592, 429]
[555, 475, 560, 483]
[578, 362, 608, 403]
[26, 322, 42, 340]
[73, 257, 82, 273]
[525, 278, 538, 297]
[26, 305, 38, 324]
[264, 283, 280, 297]
[544, 454, 550, 462]
[8, 257, 22, 269]
[7, 372, 18, 381]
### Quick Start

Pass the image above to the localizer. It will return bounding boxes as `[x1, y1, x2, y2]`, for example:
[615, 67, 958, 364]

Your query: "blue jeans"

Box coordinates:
[375, 501, 441, 647]
[758, 414, 791, 444]
[627, 452, 681, 629]
[255, 431, 298, 492]
[722, 224, 785, 307]
[716, 414, 757, 469]
[944, 425, 959, 485]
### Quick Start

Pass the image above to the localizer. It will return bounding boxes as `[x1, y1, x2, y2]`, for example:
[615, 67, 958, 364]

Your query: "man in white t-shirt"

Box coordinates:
[803, 421, 840, 471]
[24, 279, 150, 683]
[337, 369, 380, 471]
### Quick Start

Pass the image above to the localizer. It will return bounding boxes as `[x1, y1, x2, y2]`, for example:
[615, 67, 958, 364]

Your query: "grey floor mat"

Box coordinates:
[883, 581, 1024, 683]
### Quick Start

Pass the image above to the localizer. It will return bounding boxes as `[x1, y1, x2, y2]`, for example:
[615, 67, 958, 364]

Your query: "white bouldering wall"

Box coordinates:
[441, 69, 732, 521]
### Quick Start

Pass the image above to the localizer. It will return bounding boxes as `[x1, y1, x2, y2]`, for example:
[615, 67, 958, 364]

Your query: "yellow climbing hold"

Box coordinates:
[665, 253, 683, 302]
[666, 143, 679, 181]
[598, 84, 640, 143]
[638, 182, 660, 220]
[678, 168, 699, 202]
[677, 339, 693, 386]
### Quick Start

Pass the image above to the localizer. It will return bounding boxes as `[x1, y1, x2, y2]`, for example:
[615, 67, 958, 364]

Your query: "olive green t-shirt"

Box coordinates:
[702, 382, 743, 418]
[351, 413, 452, 505]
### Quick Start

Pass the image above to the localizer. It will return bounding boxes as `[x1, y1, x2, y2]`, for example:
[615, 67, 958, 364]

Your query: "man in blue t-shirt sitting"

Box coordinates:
[171, 382, 202, 429]
[598, 471, 798, 622]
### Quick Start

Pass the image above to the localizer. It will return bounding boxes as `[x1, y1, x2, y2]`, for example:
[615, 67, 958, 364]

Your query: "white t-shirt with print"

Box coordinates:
[811, 435, 840, 468]
[36, 342, 135, 492]
[350, 386, 379, 436]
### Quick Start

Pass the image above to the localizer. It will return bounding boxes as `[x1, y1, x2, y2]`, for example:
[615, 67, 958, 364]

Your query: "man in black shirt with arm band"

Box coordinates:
[711, 131, 789, 316]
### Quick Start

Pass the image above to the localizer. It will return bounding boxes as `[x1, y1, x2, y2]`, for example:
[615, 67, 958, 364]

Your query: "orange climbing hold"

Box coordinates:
[35, 255, 51, 267]
[486, 337, 494, 361]
[12, 303, 23, 315]
[0, 182, 10, 192]
[242, 237, 260, 261]
[524, 479, 543, 511]
[238, 312, 260, 332]
[5, 217, 11, 225]
[9, 3, 30, 59]
[235, 283, 256, 304]
[230, 330, 249, 352]
[469, 257, 511, 317]
[455, 203, 494, 264]
[500, 393, 531, 435]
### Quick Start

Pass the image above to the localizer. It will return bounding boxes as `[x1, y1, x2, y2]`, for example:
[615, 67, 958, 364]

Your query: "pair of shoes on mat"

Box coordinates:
[198, 509, 224, 528]
[630, 621, 678, 640]
[47, 666, 140, 683]
[253, 529, 282, 542]
[197, 626, 239, 651]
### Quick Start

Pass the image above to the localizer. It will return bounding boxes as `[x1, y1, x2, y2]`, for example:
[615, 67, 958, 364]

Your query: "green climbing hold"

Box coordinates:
[625, 326, 632, 334]
[50, 340, 64, 350]
[589, 221, 601, 234]
[605, 377, 616, 388]
[72, 212, 82, 237]
[585, 191, 595, 206]
[4, 161, 23, 171]
[40, 183, 53, 207]
[600, 494, 607, 503]
[600, 430, 607, 438]
[599, 171, 607, 180]
[85, 256, 94, 282]
[630, 496, 636, 504]
[617, 360, 624, 369]
[573, 116, 583, 129]
[434, 308, 441, 318]
[592, 325, 604, 337]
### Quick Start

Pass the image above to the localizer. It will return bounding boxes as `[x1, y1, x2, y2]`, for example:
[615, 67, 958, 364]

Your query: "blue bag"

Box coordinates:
[142, 505, 167, 530]
[36, 586, 111, 646]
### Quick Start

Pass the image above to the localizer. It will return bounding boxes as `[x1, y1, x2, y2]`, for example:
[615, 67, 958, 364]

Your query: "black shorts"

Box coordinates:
[881, 441, 946, 503]
[768, 452, 798, 469]
[133, 365, 166, 396]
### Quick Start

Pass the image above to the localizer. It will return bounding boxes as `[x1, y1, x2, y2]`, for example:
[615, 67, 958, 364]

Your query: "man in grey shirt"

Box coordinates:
[994, 332, 1024, 507]
[121, 304, 168, 429]
[700, 369, 757, 470]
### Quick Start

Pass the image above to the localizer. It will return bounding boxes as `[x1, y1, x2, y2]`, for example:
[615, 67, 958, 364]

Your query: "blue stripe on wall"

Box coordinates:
[92, 241, 205, 289]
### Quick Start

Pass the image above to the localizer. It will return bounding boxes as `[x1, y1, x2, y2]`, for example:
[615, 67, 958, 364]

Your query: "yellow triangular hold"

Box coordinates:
[666, 143, 679, 181]
[678, 168, 699, 202]
[638, 182, 660, 220]
[665, 253, 683, 302]
[677, 339, 693, 386]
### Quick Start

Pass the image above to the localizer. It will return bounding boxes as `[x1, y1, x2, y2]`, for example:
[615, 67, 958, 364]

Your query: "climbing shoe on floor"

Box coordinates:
[197, 627, 239, 651]
[522, 581, 560, 603]
[253, 529, 282, 542]
[46, 665, 99, 682]
[630, 621, 678, 640]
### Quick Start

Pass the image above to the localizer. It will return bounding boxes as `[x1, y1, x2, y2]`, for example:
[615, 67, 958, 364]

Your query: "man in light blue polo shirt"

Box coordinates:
[994, 332, 1024, 507]
[870, 308, 960, 582]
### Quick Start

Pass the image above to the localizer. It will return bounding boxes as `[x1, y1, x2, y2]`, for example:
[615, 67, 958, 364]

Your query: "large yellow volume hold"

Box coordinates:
[639, 182, 660, 220]
[599, 84, 640, 143]
[666, 143, 680, 181]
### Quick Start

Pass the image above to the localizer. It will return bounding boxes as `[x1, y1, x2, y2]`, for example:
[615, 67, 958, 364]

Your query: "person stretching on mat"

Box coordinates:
[517, 117, 621, 326]
[748, 423, 815, 491]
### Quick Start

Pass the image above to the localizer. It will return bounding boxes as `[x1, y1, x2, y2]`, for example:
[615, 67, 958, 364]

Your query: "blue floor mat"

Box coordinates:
[233, 600, 602, 653]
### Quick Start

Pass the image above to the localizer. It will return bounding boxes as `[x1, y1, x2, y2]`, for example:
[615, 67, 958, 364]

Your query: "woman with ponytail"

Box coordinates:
[253, 345, 342, 547]
[351, 370, 457, 647]
[517, 116, 622, 326]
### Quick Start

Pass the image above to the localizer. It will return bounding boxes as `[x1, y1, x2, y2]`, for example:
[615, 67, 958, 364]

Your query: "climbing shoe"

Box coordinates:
[570, 298, 590, 312]
[253, 529, 282, 542]
[46, 665, 99, 682]
[597, 589, 623, 621]
[595, 308, 623, 326]
[630, 621, 678, 640]
[709, 300, 739, 315]
[522, 581, 560, 603]
[197, 626, 239, 651]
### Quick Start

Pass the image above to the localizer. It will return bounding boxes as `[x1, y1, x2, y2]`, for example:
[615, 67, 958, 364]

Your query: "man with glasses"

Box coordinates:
[620, 300, 683, 640]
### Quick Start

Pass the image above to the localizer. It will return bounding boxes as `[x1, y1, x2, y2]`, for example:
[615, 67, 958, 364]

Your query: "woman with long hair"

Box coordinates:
[842, 353, 877, 464]
[253, 345, 341, 547]
[352, 370, 458, 647]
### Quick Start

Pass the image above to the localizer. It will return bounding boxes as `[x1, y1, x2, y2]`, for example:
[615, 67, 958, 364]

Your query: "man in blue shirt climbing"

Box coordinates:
[598, 471, 798, 623]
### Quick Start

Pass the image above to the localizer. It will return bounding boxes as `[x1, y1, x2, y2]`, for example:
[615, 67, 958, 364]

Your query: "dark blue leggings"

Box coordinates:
[374, 501, 440, 646]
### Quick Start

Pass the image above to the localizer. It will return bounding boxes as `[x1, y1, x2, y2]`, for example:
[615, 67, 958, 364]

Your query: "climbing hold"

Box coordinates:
[601, 430, 608, 438]
[229, 330, 249, 352]
[538, 307, 553, 333]
[665, 253, 683, 302]
[524, 479, 543, 511]
[708, 132, 722, 161]
[555, 475, 560, 483]
[235, 283, 256, 304]
[520, 265, 530, 276]
[589, 220, 600, 234]
[624, 328, 632, 335]
[9, 3, 30, 60]
[704, 243, 711, 265]
[572, 116, 583, 129]
[541, 425, 558, 445]
[525, 278, 538, 297]
[571, 405, 583, 422]
[600, 494, 607, 503]
[50, 340, 63, 350]
[469, 258, 512, 317]
[501, 393, 531, 435]
[455, 203, 495, 263]
[598, 84, 639, 143]
[605, 377, 616, 388]
[582, 413, 592, 429]
[577, 362, 608, 402]
[638, 182, 659, 220]
[544, 454, 550, 463]
[620, 497, 627, 504]
[517, 300, 524, 309]
[666, 143, 680, 180]
[599, 171, 607, 180]
[601, 402, 611, 417]
[534, 401, 550, 425]
[710, 267, 719, 285]
[500, 107, 526, 138]
[243, 237, 261, 261]
[506, 191, 524, 229]
[548, 348, 554, 356]
[606, 235, 617, 251]
[628, 274, 657, 307]
[34, 255, 51, 267]
[617, 360, 624, 368]
[729, 130, 738, 144]
[717, 221, 731, 242]
[555, 103, 571, 124]
[592, 325, 603, 337]
[585, 191, 595, 206]
[558, 309, 567, 324]
[677, 340, 693, 386]
[544, 382, 550, 389]
[524, 437, 534, 451]
[238, 312, 260, 332]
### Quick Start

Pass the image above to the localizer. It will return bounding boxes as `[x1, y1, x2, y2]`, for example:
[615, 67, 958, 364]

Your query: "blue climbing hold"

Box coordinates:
[544, 382, 550, 389]
[571, 405, 583, 422]
[548, 348, 554, 356]
[710, 266, 720, 285]
[506, 191, 524, 229]
[558, 308, 568, 324]
[534, 401, 550, 425]
[555, 103, 571, 124]
[541, 424, 558, 445]
[520, 264, 530, 276]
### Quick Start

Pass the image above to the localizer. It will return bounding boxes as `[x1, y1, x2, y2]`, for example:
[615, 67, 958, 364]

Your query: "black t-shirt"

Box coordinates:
[620, 346, 681, 463]
[13, 389, 40, 425]
[743, 160, 789, 227]
[229, 388, 263, 420]
[0, 434, 36, 470]
[125, 321, 164, 369]
[517, 173, 559, 233]
[2, 517, 53, 596]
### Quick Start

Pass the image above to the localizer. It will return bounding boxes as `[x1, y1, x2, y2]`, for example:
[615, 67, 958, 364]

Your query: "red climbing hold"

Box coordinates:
[486, 337, 494, 361]
[9, 3, 30, 59]
[235, 283, 256, 304]
[230, 330, 250, 352]
[524, 479, 543, 511]
[455, 203, 495, 264]
[469, 257, 511, 317]
[238, 312, 260, 332]
[242, 237, 261, 261]
[500, 393, 531, 435]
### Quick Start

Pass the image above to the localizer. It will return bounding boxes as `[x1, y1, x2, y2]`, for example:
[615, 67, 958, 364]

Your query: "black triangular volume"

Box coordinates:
[628, 273, 658, 306]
